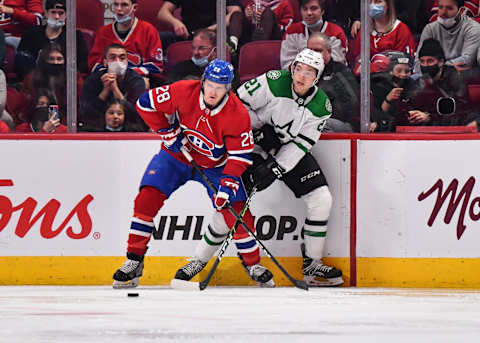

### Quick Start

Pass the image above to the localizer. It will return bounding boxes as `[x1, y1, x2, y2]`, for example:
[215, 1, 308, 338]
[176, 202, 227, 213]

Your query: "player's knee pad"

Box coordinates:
[134, 186, 167, 221]
[218, 202, 255, 239]
[302, 185, 332, 220]
[211, 210, 231, 236]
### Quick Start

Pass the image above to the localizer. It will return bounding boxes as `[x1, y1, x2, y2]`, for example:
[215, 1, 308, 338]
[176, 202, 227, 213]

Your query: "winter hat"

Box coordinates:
[418, 39, 445, 61]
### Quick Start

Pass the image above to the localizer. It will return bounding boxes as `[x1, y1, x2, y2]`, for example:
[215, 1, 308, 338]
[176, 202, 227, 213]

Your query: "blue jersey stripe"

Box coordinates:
[131, 221, 154, 233]
[235, 240, 257, 250]
[138, 92, 155, 111]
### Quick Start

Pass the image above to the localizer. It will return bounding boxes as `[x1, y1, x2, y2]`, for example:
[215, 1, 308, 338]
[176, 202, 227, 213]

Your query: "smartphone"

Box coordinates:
[49, 105, 59, 120]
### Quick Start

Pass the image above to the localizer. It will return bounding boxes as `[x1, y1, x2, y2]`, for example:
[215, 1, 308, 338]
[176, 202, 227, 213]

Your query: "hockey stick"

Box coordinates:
[171, 185, 257, 291]
[179, 147, 308, 291]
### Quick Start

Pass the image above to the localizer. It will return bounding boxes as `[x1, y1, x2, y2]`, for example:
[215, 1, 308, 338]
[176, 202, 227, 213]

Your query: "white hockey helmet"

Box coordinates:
[291, 48, 325, 85]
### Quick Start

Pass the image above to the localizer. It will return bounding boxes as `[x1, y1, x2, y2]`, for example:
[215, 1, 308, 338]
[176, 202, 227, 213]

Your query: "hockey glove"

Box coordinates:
[244, 155, 285, 192]
[157, 119, 185, 153]
[253, 124, 282, 154]
[214, 175, 240, 209]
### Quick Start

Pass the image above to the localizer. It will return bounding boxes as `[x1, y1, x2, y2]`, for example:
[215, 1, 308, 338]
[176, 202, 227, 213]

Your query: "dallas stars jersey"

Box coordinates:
[237, 69, 331, 173]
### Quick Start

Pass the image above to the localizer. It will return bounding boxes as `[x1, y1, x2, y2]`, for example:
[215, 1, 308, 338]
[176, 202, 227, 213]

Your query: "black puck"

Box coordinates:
[127, 292, 139, 297]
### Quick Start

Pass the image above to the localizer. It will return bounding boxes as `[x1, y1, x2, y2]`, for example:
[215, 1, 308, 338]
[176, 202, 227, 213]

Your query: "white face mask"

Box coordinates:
[108, 61, 127, 76]
[302, 18, 323, 29]
[114, 6, 134, 25]
[47, 18, 65, 29]
[437, 11, 460, 29]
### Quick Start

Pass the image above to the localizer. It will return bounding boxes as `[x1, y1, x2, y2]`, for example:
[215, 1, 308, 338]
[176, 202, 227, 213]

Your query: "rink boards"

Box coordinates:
[0, 133, 479, 288]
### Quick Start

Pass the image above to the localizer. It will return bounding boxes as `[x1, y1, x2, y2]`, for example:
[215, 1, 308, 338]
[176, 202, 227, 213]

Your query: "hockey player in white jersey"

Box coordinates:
[237, 48, 343, 286]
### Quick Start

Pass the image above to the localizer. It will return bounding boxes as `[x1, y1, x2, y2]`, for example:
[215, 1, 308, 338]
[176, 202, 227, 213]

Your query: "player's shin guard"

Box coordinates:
[113, 186, 166, 288]
[174, 212, 230, 281]
[225, 203, 260, 266]
[301, 186, 343, 286]
[126, 186, 166, 256]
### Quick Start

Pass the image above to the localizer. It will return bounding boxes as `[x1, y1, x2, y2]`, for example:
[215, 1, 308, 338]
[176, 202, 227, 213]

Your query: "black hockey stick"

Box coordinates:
[199, 185, 257, 290]
[179, 147, 308, 291]
[171, 185, 256, 291]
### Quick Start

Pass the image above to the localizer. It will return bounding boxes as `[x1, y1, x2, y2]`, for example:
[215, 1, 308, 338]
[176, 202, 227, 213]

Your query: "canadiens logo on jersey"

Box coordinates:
[184, 129, 225, 159]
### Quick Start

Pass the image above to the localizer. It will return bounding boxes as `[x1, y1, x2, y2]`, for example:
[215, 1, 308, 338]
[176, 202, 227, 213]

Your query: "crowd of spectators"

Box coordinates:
[1, 0, 480, 134]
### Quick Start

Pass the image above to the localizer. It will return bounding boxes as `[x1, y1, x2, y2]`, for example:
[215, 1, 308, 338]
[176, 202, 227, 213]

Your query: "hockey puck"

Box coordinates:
[127, 292, 139, 297]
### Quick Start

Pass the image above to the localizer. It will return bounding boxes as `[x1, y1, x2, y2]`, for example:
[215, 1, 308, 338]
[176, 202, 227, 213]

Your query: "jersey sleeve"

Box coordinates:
[12, 0, 42, 26]
[276, 91, 332, 173]
[134, 23, 164, 77]
[136, 85, 178, 132]
[236, 73, 271, 130]
[221, 101, 254, 178]
[88, 27, 107, 72]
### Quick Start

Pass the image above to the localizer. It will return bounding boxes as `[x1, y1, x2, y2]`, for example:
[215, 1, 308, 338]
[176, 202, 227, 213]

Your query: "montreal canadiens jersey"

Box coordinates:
[237, 70, 331, 173]
[0, 0, 42, 37]
[136, 80, 253, 178]
[88, 18, 164, 77]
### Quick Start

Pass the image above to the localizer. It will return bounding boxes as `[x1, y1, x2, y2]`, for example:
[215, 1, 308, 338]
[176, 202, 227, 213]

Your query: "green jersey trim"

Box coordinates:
[265, 70, 293, 99]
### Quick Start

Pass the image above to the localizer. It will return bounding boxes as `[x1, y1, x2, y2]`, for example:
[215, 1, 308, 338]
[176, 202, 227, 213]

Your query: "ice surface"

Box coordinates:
[0, 286, 479, 343]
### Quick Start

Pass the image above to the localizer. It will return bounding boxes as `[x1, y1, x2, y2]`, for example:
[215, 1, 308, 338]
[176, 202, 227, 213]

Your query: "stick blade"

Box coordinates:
[295, 280, 309, 291]
[170, 279, 202, 291]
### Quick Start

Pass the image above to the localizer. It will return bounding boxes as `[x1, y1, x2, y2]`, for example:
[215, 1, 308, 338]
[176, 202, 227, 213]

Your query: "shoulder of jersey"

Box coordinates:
[264, 69, 292, 98]
[307, 88, 332, 118]
[285, 22, 304, 34]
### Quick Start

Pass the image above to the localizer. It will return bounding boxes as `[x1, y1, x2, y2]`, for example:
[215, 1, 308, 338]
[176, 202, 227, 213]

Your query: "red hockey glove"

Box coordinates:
[214, 176, 240, 209]
[157, 119, 185, 153]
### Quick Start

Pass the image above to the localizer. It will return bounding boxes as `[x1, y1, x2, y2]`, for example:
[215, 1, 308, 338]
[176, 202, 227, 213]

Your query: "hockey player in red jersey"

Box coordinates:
[112, 59, 274, 288]
[88, 0, 163, 80]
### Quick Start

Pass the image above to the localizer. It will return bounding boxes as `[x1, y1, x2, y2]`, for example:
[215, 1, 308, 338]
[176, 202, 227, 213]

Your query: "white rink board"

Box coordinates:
[357, 139, 480, 258]
[0, 139, 350, 257]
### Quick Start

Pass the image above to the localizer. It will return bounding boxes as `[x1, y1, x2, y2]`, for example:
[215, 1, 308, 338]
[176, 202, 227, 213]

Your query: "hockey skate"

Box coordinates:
[301, 243, 343, 287]
[112, 252, 144, 289]
[238, 253, 275, 287]
[174, 258, 207, 281]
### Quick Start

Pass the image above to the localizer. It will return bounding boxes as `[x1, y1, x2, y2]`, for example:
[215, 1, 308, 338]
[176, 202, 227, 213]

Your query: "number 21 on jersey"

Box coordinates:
[243, 79, 261, 96]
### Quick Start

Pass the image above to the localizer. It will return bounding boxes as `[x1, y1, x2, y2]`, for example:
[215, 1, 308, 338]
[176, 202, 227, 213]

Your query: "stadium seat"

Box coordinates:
[6, 86, 30, 125]
[76, 0, 104, 32]
[78, 28, 96, 51]
[165, 40, 193, 72]
[4, 45, 16, 81]
[238, 40, 281, 83]
[468, 84, 480, 109]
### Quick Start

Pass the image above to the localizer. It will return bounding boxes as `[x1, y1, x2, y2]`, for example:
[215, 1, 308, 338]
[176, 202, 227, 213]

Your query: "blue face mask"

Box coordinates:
[369, 3, 386, 19]
[114, 9, 133, 24]
[302, 18, 323, 29]
[191, 48, 215, 67]
[192, 56, 209, 67]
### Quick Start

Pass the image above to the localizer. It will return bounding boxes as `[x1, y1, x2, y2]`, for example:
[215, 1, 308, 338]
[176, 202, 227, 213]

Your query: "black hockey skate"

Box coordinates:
[174, 259, 207, 281]
[238, 253, 275, 287]
[301, 243, 343, 287]
[112, 252, 144, 289]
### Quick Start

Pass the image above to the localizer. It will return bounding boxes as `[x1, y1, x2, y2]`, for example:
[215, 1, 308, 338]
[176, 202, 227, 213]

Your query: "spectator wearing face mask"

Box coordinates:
[280, 0, 347, 69]
[89, 0, 164, 87]
[409, 38, 480, 129]
[370, 51, 420, 132]
[23, 42, 83, 122]
[166, 29, 217, 84]
[415, 0, 480, 73]
[15, 0, 89, 80]
[80, 43, 147, 131]
[352, 0, 416, 58]
[15, 90, 66, 133]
